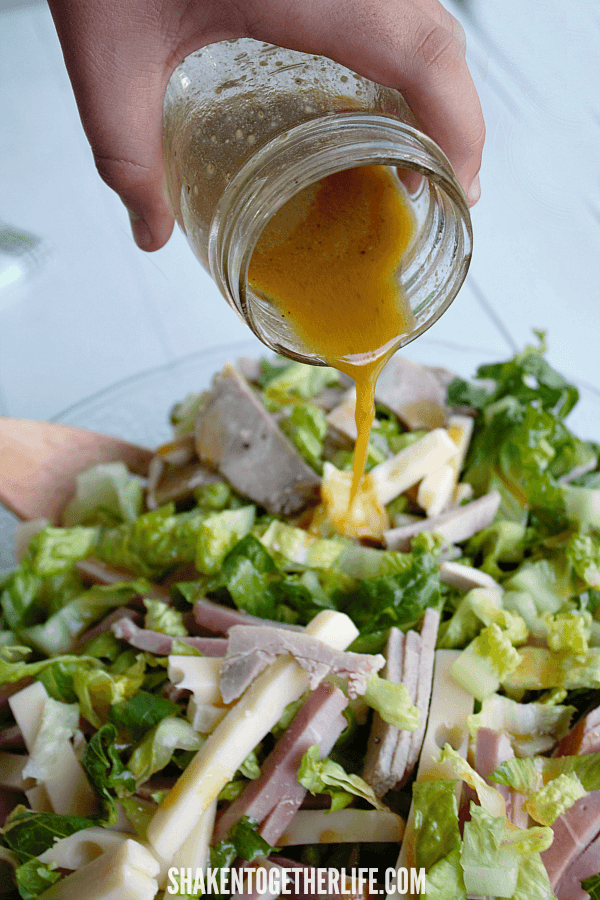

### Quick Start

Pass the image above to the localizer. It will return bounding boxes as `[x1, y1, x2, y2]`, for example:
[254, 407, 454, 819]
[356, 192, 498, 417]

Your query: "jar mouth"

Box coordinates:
[208, 112, 472, 364]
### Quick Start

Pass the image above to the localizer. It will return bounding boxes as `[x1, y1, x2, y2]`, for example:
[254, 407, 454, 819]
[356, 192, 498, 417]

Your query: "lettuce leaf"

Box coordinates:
[279, 403, 328, 472]
[582, 874, 600, 900]
[95, 504, 206, 579]
[363, 674, 419, 730]
[195, 506, 256, 575]
[413, 779, 461, 873]
[451, 624, 522, 701]
[62, 461, 144, 526]
[298, 745, 387, 811]
[21, 581, 151, 656]
[461, 804, 554, 900]
[14, 858, 61, 900]
[143, 598, 188, 637]
[108, 690, 180, 741]
[1, 805, 96, 861]
[467, 693, 575, 756]
[81, 723, 136, 823]
[127, 716, 204, 785]
[424, 847, 466, 900]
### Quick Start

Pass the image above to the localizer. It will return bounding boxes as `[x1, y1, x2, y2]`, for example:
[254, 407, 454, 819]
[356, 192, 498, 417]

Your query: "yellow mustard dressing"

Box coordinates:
[248, 165, 415, 535]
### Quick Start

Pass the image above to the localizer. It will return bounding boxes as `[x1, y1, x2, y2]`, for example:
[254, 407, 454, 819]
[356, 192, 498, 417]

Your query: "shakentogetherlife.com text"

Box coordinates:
[166, 866, 427, 896]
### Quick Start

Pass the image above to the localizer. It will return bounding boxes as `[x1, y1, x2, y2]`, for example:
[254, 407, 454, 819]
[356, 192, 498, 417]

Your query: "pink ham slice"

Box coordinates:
[111, 617, 227, 656]
[555, 831, 600, 900]
[213, 683, 348, 845]
[555, 706, 600, 758]
[473, 727, 528, 829]
[541, 791, 600, 888]
[193, 597, 302, 636]
[219, 625, 384, 704]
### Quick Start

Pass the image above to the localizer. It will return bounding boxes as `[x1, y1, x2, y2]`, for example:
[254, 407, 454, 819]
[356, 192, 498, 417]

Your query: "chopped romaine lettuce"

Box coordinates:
[108, 690, 180, 741]
[62, 461, 144, 526]
[81, 724, 136, 823]
[14, 857, 61, 900]
[195, 506, 256, 575]
[298, 745, 387, 811]
[363, 674, 419, 730]
[128, 716, 204, 785]
[468, 693, 575, 756]
[413, 779, 461, 873]
[279, 402, 328, 471]
[143, 598, 188, 637]
[451, 624, 522, 700]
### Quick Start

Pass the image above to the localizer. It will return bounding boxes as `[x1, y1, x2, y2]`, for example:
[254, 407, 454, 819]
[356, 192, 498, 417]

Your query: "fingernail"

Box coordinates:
[128, 210, 152, 250]
[467, 174, 481, 206]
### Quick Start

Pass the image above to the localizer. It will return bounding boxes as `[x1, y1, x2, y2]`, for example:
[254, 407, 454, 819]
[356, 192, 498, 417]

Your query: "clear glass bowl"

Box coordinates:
[1, 337, 599, 573]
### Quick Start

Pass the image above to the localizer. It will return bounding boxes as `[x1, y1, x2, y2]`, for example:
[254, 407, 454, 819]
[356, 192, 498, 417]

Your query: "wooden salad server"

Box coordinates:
[0, 418, 153, 523]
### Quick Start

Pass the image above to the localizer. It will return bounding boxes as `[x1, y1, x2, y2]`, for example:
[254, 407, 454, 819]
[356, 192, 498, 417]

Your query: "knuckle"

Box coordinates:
[414, 22, 462, 73]
[93, 154, 152, 194]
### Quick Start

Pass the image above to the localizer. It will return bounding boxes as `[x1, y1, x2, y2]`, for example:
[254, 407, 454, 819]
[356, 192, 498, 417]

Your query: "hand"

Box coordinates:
[48, 0, 485, 251]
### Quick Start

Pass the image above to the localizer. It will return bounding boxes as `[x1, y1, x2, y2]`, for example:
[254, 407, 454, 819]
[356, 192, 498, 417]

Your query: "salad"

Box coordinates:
[1, 334, 600, 900]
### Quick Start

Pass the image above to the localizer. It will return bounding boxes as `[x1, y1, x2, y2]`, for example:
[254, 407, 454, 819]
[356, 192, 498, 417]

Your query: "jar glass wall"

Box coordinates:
[163, 38, 472, 364]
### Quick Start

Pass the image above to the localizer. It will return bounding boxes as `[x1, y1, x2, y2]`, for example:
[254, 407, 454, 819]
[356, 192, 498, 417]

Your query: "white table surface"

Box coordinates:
[1, 0, 599, 568]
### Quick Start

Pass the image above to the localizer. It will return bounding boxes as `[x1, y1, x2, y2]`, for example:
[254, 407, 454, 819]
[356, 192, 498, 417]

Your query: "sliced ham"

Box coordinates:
[75, 557, 171, 603]
[555, 830, 600, 900]
[474, 727, 528, 829]
[374, 356, 448, 430]
[384, 491, 501, 551]
[71, 607, 141, 652]
[219, 625, 384, 704]
[213, 683, 348, 844]
[111, 618, 227, 656]
[541, 791, 600, 888]
[194, 365, 321, 516]
[193, 597, 302, 636]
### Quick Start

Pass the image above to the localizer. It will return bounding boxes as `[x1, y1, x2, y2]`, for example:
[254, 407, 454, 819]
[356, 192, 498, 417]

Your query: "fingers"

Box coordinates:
[257, 0, 484, 203]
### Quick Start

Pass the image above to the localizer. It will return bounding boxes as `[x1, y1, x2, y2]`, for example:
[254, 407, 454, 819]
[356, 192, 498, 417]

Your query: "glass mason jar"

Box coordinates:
[163, 38, 473, 364]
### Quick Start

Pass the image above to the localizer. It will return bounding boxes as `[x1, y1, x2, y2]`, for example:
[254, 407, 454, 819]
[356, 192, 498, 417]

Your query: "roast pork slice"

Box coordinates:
[374, 356, 448, 430]
[384, 491, 501, 551]
[404, 608, 440, 779]
[362, 628, 405, 796]
[194, 364, 321, 516]
[389, 629, 421, 784]
[219, 625, 384, 704]
[111, 618, 227, 656]
[213, 683, 348, 843]
[193, 597, 302, 636]
[541, 791, 600, 888]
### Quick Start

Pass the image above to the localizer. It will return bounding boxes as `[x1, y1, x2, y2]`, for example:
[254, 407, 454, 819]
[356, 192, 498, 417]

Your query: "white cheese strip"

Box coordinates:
[39, 827, 132, 869]
[278, 809, 405, 846]
[168, 656, 223, 704]
[451, 482, 474, 507]
[417, 464, 456, 518]
[0, 750, 32, 791]
[371, 429, 457, 506]
[8, 681, 47, 749]
[387, 650, 474, 899]
[25, 783, 52, 812]
[9, 682, 96, 816]
[439, 561, 500, 592]
[187, 697, 227, 733]
[39, 839, 159, 900]
[325, 387, 358, 440]
[158, 800, 217, 889]
[416, 415, 473, 517]
[147, 610, 358, 861]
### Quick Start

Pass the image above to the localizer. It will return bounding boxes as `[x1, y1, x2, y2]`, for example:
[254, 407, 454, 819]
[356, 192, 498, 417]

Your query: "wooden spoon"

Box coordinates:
[0, 418, 153, 524]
